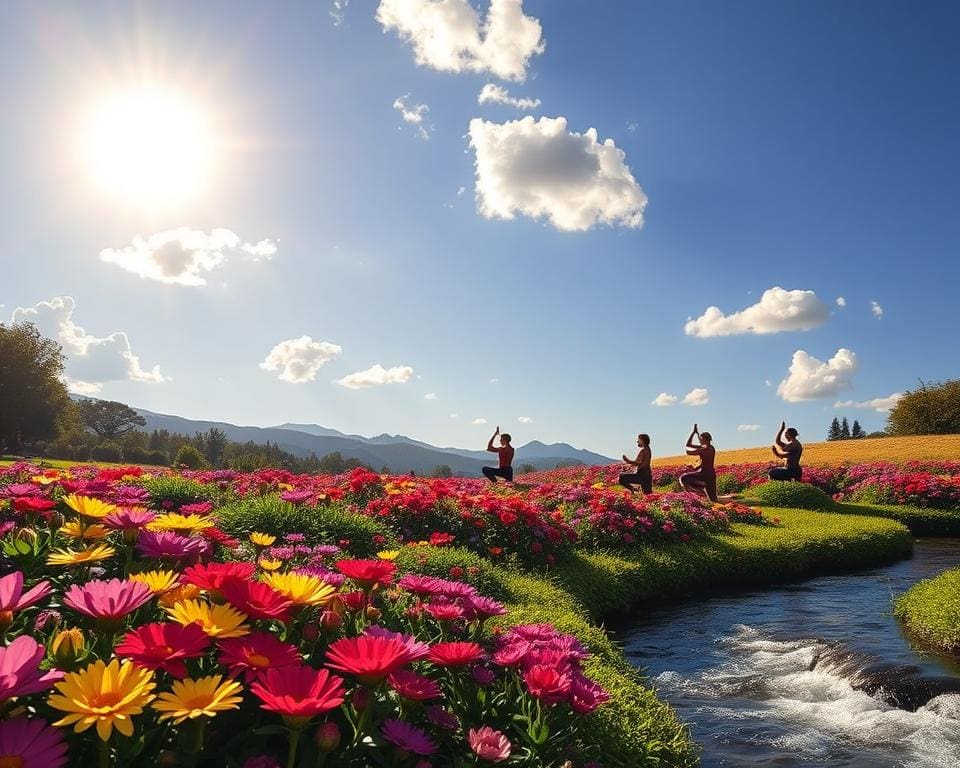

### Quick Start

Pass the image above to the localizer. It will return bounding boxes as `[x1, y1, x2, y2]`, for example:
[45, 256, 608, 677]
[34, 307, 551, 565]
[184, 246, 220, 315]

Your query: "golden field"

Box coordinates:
[652, 434, 960, 467]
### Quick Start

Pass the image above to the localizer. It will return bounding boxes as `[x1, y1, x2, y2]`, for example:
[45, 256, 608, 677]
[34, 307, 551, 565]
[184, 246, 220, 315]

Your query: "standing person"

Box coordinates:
[679, 424, 718, 502]
[482, 426, 514, 484]
[620, 434, 653, 494]
[769, 421, 803, 481]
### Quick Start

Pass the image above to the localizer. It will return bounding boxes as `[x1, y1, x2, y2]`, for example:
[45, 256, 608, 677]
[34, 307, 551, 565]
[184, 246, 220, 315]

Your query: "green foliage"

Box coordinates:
[90, 442, 122, 463]
[716, 473, 743, 495]
[139, 475, 215, 509]
[430, 464, 453, 478]
[78, 399, 146, 440]
[746, 480, 837, 510]
[318, 451, 372, 474]
[887, 379, 960, 435]
[395, 545, 506, 599]
[836, 503, 960, 536]
[173, 444, 207, 470]
[894, 567, 960, 652]
[828, 417, 842, 441]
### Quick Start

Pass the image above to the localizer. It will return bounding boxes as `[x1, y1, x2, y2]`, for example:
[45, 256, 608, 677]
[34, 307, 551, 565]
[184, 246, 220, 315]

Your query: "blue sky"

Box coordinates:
[2, 0, 957, 458]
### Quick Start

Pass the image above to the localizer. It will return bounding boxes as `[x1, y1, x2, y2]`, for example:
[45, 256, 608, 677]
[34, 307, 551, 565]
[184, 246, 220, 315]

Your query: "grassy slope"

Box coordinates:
[652, 433, 960, 467]
[894, 568, 960, 653]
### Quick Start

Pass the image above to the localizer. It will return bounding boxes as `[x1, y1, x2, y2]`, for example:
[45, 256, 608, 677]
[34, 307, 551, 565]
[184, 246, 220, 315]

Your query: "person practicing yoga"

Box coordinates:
[620, 433, 653, 494]
[679, 424, 718, 502]
[769, 421, 803, 481]
[482, 426, 514, 484]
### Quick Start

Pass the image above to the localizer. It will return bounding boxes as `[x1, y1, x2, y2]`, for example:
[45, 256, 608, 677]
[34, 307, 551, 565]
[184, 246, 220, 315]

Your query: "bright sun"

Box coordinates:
[80, 87, 214, 210]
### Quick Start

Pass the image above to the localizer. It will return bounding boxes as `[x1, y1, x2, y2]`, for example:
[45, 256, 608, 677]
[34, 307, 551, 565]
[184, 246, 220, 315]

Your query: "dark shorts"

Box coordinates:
[679, 469, 718, 502]
[482, 466, 513, 483]
[619, 469, 653, 494]
[768, 466, 803, 482]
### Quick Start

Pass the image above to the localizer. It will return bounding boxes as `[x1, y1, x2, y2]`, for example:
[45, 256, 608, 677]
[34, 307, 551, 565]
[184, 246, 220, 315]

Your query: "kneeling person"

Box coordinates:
[482, 427, 514, 484]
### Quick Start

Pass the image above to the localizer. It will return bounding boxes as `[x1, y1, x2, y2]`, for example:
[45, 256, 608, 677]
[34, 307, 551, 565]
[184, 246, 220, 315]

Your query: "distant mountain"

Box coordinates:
[131, 408, 613, 477]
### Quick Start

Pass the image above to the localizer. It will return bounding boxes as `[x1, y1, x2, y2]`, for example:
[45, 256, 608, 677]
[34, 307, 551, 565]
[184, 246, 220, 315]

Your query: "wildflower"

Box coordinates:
[568, 676, 611, 714]
[182, 561, 256, 595]
[0, 636, 64, 699]
[325, 635, 413, 684]
[426, 705, 458, 731]
[466, 595, 507, 620]
[250, 532, 276, 547]
[218, 632, 301, 682]
[381, 719, 437, 756]
[61, 495, 117, 520]
[115, 623, 211, 678]
[103, 507, 156, 531]
[164, 600, 250, 639]
[147, 513, 215, 535]
[261, 572, 336, 607]
[364, 626, 431, 661]
[49, 659, 155, 741]
[59, 521, 110, 540]
[425, 601, 466, 621]
[523, 665, 571, 704]
[129, 570, 180, 594]
[11, 496, 57, 515]
[427, 641, 484, 667]
[377, 550, 400, 560]
[63, 579, 153, 623]
[0, 717, 68, 768]
[153, 674, 244, 724]
[387, 670, 442, 701]
[258, 558, 283, 572]
[0, 571, 51, 621]
[136, 531, 210, 561]
[158, 583, 203, 608]
[220, 580, 293, 622]
[46, 544, 116, 567]
[335, 559, 396, 587]
[250, 665, 346, 728]
[468, 726, 511, 762]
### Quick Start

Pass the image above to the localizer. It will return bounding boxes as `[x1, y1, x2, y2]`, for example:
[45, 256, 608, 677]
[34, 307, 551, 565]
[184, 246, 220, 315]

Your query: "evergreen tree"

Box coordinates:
[840, 417, 851, 439]
[828, 417, 842, 441]
[851, 420, 864, 438]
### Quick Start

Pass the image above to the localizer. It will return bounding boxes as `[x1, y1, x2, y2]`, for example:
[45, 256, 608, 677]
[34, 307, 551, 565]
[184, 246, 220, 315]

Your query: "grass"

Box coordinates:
[835, 502, 960, 536]
[0, 457, 143, 469]
[894, 567, 960, 653]
[652, 433, 960, 467]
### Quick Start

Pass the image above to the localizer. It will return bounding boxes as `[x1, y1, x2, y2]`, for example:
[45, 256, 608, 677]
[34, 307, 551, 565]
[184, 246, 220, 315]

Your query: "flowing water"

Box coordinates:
[620, 540, 960, 767]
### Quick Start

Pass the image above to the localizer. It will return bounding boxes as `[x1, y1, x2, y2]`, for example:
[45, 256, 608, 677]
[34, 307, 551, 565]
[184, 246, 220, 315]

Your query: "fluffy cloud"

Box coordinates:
[478, 83, 540, 111]
[836, 296, 846, 308]
[682, 388, 710, 406]
[737, 424, 761, 432]
[834, 392, 903, 413]
[330, 0, 348, 26]
[871, 300, 884, 318]
[100, 228, 277, 286]
[376, 0, 544, 81]
[336, 364, 414, 390]
[684, 288, 829, 338]
[260, 336, 342, 384]
[393, 95, 432, 140]
[468, 116, 646, 232]
[517, 416, 533, 423]
[12, 296, 166, 393]
[424, 392, 437, 400]
[777, 348, 858, 402]
[651, 392, 678, 407]
[472, 417, 488, 425]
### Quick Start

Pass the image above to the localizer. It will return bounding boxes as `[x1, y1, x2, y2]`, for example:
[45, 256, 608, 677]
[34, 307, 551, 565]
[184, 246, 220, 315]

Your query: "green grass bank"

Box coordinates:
[894, 567, 960, 654]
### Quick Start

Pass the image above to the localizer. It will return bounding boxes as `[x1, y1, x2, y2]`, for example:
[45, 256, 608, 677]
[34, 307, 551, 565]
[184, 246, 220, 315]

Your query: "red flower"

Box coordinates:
[250, 665, 346, 727]
[387, 669, 442, 701]
[218, 632, 302, 681]
[523, 664, 571, 704]
[114, 622, 210, 678]
[325, 635, 412, 684]
[335, 559, 396, 587]
[12, 497, 56, 515]
[182, 562, 256, 595]
[220, 580, 293, 622]
[427, 642, 484, 667]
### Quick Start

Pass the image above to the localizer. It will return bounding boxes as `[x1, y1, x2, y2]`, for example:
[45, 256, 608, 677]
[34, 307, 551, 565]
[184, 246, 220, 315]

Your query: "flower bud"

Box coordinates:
[51, 628, 86, 668]
[351, 687, 370, 712]
[14, 528, 38, 545]
[365, 606, 382, 622]
[313, 722, 341, 752]
[320, 610, 343, 631]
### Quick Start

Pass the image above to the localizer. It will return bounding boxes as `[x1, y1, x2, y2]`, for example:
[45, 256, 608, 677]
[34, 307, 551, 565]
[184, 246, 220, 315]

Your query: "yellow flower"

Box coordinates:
[47, 544, 116, 567]
[129, 570, 180, 594]
[152, 675, 244, 724]
[61, 494, 118, 520]
[51, 628, 87, 667]
[48, 658, 155, 741]
[158, 583, 203, 608]
[31, 473, 62, 485]
[376, 550, 400, 561]
[147, 513, 215, 534]
[262, 572, 337, 607]
[257, 558, 283, 572]
[249, 532, 276, 547]
[59, 521, 110, 540]
[164, 600, 249, 638]
[277, 483, 293, 492]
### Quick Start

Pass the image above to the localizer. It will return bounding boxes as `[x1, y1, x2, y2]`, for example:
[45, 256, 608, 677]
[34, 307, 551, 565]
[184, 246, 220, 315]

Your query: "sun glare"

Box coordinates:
[80, 87, 214, 210]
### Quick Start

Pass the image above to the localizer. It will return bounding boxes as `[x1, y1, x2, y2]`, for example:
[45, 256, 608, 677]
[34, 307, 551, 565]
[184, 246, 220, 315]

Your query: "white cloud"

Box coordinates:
[517, 416, 533, 423]
[651, 392, 678, 407]
[450, 413, 460, 418]
[737, 424, 761, 432]
[393, 95, 432, 141]
[777, 348, 858, 402]
[764, 379, 772, 387]
[471, 417, 488, 425]
[424, 392, 437, 400]
[99, 228, 276, 286]
[834, 392, 904, 413]
[260, 336, 342, 384]
[871, 300, 884, 318]
[478, 83, 541, 111]
[469, 116, 646, 232]
[490, 378, 500, 384]
[684, 287, 829, 338]
[836, 296, 846, 308]
[457, 186, 466, 197]
[336, 364, 414, 390]
[330, 0, 348, 26]
[12, 296, 167, 391]
[682, 387, 710, 406]
[626, 121, 638, 133]
[376, 0, 545, 81]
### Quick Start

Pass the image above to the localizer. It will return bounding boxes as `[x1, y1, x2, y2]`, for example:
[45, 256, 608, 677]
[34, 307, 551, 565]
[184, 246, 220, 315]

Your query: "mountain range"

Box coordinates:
[132, 408, 614, 477]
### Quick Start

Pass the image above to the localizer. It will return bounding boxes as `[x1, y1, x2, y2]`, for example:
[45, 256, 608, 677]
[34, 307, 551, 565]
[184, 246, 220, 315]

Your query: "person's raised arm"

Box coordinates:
[486, 426, 500, 453]
[775, 420, 787, 449]
[685, 424, 700, 453]
[771, 445, 788, 459]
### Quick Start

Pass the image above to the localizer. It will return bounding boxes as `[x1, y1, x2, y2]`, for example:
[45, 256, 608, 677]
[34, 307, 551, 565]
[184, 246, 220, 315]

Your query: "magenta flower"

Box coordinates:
[0, 571, 51, 614]
[0, 717, 68, 767]
[103, 507, 156, 530]
[468, 726, 512, 763]
[0, 636, 64, 700]
[380, 719, 437, 756]
[387, 670, 442, 701]
[466, 595, 507, 620]
[63, 579, 153, 621]
[136, 530, 211, 561]
[364, 625, 430, 662]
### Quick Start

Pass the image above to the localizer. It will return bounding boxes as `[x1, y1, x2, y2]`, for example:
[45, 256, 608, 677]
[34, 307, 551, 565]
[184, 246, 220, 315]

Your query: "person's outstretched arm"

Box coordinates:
[686, 424, 701, 454]
[622, 452, 636, 466]
[774, 421, 787, 449]
[486, 426, 500, 452]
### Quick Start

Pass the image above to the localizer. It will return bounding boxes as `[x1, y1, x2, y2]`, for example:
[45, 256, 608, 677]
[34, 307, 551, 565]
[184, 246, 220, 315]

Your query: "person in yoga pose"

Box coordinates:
[620, 433, 653, 494]
[769, 421, 803, 481]
[482, 426, 514, 483]
[679, 424, 717, 502]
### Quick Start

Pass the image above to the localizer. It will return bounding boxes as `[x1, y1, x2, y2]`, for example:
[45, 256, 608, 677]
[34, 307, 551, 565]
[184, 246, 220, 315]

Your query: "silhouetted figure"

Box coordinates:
[679, 424, 717, 502]
[482, 426, 514, 483]
[769, 421, 803, 481]
[619, 433, 653, 494]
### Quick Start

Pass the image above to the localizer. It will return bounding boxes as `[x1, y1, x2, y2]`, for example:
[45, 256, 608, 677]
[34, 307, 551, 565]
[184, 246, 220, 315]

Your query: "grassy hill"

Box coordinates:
[651, 434, 960, 467]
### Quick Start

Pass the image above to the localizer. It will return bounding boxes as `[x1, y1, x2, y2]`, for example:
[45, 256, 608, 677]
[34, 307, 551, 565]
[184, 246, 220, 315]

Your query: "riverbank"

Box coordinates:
[894, 566, 960, 654]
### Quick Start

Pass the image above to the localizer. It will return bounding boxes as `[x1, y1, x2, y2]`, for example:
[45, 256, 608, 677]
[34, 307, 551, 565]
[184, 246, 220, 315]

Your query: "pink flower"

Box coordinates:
[136, 530, 211, 561]
[103, 507, 156, 530]
[0, 717, 68, 767]
[381, 719, 437, 756]
[0, 636, 64, 700]
[468, 726, 512, 763]
[387, 670, 442, 701]
[63, 579, 153, 621]
[0, 571, 51, 614]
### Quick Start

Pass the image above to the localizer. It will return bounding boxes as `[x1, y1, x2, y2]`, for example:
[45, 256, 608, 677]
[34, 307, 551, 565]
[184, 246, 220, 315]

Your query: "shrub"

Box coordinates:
[139, 474, 216, 510]
[716, 472, 744, 494]
[145, 449, 169, 466]
[894, 567, 960, 652]
[90, 442, 122, 463]
[173, 444, 207, 470]
[746, 480, 837, 510]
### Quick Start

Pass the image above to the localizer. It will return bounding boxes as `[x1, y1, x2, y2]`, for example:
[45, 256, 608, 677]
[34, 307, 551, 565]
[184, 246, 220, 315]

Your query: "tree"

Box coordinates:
[518, 463, 536, 474]
[173, 444, 207, 470]
[0, 322, 73, 453]
[827, 417, 842, 441]
[887, 379, 960, 436]
[840, 417, 851, 440]
[430, 464, 453, 478]
[851, 420, 864, 439]
[78, 399, 146, 440]
[203, 428, 228, 467]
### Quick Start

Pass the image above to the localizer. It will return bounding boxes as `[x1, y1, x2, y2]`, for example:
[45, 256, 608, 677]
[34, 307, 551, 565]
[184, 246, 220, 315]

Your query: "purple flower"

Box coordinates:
[364, 625, 430, 661]
[136, 530, 211, 561]
[0, 717, 68, 767]
[381, 719, 437, 756]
